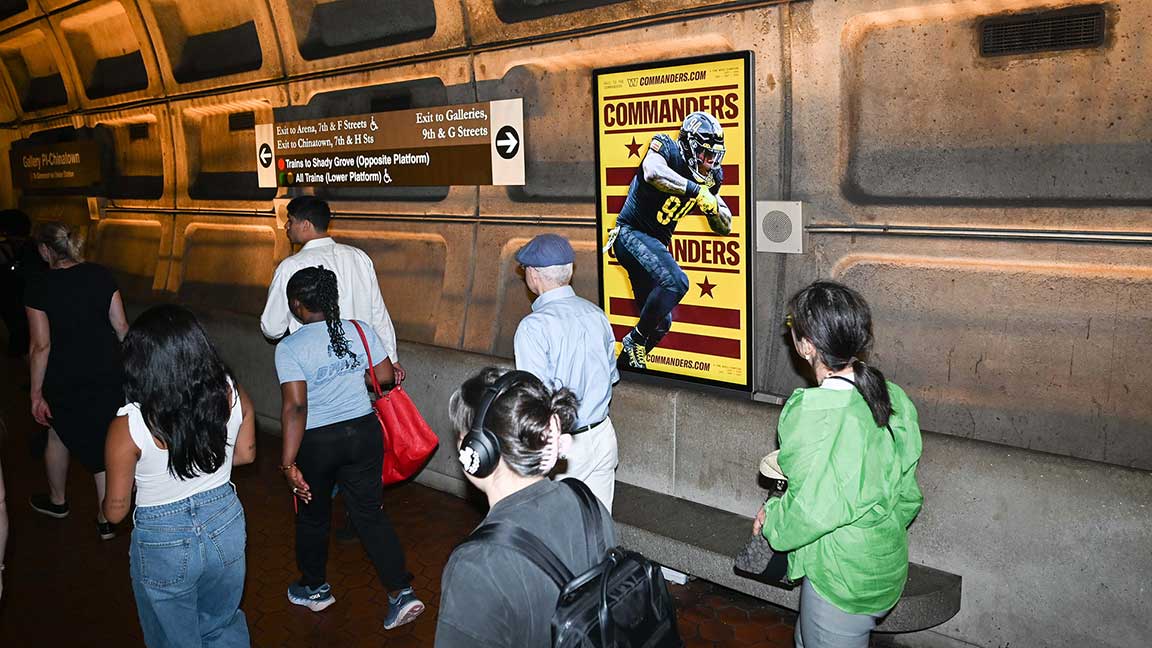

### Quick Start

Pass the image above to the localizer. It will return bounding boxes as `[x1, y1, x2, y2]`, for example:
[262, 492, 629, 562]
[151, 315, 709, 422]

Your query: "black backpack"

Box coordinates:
[466, 479, 683, 648]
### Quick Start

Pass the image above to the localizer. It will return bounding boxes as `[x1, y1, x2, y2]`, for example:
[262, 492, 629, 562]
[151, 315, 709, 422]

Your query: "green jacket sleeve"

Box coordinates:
[762, 394, 854, 552]
[890, 388, 924, 528]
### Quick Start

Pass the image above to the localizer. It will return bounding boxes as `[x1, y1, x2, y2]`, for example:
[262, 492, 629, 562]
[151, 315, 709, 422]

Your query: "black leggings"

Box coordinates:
[295, 413, 410, 590]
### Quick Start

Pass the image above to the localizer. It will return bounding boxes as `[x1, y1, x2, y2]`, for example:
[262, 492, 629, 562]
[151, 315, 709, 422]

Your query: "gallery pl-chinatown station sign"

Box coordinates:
[10, 140, 104, 191]
[256, 99, 525, 188]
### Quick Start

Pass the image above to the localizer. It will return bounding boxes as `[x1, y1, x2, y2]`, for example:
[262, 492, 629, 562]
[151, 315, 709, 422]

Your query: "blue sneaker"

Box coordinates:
[287, 581, 335, 612]
[384, 587, 424, 629]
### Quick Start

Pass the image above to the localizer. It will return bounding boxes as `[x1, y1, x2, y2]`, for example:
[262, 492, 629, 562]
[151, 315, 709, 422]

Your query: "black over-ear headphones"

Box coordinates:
[458, 370, 536, 478]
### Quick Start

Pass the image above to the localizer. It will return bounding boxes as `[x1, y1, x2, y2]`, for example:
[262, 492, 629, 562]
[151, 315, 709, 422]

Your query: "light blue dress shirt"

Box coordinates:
[514, 286, 619, 428]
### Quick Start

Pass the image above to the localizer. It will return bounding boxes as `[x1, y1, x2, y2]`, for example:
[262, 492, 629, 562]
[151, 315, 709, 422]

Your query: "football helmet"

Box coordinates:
[678, 111, 725, 183]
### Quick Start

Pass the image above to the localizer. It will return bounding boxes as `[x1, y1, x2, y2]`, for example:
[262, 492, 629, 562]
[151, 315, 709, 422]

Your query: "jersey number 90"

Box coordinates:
[657, 195, 697, 225]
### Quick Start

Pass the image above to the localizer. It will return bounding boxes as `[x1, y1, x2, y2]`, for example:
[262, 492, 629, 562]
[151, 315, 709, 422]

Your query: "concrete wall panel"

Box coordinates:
[170, 85, 286, 209]
[267, 0, 467, 77]
[88, 213, 167, 298]
[463, 0, 774, 46]
[85, 104, 174, 208]
[136, 0, 283, 94]
[50, 0, 164, 109]
[843, 0, 1152, 211]
[171, 216, 277, 314]
[0, 20, 78, 117]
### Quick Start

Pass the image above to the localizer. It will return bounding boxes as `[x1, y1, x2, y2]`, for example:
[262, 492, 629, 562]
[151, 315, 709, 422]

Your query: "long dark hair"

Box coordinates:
[122, 305, 233, 479]
[788, 281, 892, 428]
[286, 266, 354, 362]
[449, 367, 579, 477]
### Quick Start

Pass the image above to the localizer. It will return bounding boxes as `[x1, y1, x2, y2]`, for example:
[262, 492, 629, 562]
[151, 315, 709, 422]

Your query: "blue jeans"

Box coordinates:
[613, 225, 689, 348]
[130, 483, 250, 648]
[795, 579, 887, 648]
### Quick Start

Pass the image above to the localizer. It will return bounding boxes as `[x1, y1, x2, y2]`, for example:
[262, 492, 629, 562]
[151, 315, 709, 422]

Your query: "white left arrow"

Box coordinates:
[497, 131, 518, 155]
[260, 148, 273, 165]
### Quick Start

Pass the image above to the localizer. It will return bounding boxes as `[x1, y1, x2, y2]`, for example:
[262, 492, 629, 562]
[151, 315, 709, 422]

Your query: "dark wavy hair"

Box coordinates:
[122, 305, 233, 479]
[286, 266, 355, 363]
[788, 280, 893, 429]
[449, 367, 579, 477]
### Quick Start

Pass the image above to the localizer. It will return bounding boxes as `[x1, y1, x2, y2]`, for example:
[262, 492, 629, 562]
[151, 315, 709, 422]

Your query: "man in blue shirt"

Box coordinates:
[514, 234, 620, 511]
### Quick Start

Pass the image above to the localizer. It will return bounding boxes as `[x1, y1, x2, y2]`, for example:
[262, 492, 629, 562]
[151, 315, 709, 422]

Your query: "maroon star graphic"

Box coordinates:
[625, 137, 643, 158]
[697, 275, 716, 298]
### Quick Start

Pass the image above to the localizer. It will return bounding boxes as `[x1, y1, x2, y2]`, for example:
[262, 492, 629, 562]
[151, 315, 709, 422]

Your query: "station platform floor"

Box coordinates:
[0, 354, 797, 647]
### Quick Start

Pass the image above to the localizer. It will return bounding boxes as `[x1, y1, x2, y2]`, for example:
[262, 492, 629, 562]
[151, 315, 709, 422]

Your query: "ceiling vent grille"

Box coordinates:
[981, 6, 1106, 57]
[228, 111, 256, 131]
[128, 123, 149, 140]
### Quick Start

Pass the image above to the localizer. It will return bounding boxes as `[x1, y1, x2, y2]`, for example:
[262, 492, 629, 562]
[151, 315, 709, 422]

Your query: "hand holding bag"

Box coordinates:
[350, 320, 439, 485]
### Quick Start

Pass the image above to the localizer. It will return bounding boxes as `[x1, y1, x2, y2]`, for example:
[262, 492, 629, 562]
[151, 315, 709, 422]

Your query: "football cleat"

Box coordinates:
[621, 332, 648, 370]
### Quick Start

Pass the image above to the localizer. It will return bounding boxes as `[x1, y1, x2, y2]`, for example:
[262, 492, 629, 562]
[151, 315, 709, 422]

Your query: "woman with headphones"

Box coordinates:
[274, 266, 423, 629]
[435, 367, 615, 648]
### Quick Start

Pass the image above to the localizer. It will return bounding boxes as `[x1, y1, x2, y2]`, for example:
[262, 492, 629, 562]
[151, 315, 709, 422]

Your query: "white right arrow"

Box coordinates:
[497, 132, 518, 154]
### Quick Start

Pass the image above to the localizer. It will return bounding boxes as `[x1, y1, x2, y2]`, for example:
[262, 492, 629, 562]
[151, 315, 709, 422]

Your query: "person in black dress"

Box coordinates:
[24, 221, 128, 540]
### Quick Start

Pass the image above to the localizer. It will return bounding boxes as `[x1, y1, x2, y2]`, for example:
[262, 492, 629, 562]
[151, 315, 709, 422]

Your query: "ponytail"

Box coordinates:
[285, 266, 356, 364]
[851, 359, 892, 429]
[33, 221, 84, 262]
[790, 280, 895, 430]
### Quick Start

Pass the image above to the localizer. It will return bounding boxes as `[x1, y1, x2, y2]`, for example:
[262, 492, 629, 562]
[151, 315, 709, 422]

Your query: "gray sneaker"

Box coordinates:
[287, 581, 335, 612]
[384, 587, 424, 629]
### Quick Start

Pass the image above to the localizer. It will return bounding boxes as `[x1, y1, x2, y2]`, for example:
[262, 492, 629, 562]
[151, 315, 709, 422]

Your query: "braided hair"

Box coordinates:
[788, 280, 893, 428]
[286, 266, 356, 364]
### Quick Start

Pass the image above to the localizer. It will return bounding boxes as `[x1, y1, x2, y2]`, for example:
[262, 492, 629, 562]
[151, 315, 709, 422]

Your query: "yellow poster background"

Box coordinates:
[595, 55, 751, 389]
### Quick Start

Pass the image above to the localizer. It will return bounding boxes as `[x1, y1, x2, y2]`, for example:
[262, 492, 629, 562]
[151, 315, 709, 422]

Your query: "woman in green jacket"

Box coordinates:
[753, 281, 923, 648]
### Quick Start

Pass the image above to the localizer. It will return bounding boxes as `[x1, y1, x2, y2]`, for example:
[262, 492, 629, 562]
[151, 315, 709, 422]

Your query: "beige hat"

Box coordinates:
[759, 450, 785, 480]
[759, 450, 788, 493]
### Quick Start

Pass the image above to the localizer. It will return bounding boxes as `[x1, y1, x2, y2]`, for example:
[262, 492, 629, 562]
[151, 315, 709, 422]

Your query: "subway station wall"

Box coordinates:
[1, 2, 1149, 463]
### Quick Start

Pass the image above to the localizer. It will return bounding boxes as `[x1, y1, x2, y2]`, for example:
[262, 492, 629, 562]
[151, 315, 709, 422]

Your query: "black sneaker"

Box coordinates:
[30, 494, 69, 519]
[97, 521, 116, 540]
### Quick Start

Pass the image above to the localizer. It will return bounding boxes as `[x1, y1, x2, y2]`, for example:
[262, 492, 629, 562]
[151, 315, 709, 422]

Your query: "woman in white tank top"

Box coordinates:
[103, 305, 256, 648]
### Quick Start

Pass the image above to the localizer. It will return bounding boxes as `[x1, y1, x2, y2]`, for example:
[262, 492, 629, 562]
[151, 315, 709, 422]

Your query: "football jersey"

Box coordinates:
[615, 132, 724, 246]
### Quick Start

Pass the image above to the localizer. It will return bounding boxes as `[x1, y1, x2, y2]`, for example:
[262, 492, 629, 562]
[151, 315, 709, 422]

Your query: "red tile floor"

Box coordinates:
[0, 355, 797, 646]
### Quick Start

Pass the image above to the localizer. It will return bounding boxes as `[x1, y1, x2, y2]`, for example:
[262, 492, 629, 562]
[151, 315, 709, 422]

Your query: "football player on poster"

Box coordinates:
[609, 111, 731, 369]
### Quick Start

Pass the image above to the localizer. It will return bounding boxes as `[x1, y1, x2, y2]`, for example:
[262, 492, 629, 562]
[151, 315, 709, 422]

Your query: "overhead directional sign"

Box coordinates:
[255, 99, 525, 188]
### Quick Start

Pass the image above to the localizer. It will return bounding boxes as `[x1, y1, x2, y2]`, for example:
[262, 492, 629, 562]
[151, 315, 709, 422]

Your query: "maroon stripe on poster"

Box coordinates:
[611, 324, 741, 359]
[603, 84, 740, 101]
[604, 195, 741, 218]
[607, 260, 741, 275]
[605, 165, 738, 186]
[609, 297, 741, 329]
[604, 122, 739, 136]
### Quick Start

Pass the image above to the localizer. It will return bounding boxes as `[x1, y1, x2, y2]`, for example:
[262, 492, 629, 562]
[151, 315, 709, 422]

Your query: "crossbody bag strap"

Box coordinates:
[349, 320, 383, 400]
[562, 478, 606, 563]
[467, 523, 574, 587]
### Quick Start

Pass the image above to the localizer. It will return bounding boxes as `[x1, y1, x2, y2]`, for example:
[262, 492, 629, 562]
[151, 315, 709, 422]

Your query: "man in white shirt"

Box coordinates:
[261, 196, 404, 380]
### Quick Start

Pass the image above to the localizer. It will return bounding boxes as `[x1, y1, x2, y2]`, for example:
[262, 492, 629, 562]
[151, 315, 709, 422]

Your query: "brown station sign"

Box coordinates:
[256, 99, 524, 188]
[10, 140, 104, 191]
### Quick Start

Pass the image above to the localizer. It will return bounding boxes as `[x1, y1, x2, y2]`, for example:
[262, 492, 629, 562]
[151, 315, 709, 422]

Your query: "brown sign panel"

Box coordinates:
[256, 100, 524, 188]
[10, 140, 104, 191]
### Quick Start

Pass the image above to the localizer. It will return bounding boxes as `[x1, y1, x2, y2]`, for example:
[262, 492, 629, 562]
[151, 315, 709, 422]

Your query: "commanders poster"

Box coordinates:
[594, 53, 754, 391]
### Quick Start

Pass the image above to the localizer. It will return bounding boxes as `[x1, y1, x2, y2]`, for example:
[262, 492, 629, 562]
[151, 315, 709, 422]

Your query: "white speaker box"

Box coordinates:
[755, 201, 804, 254]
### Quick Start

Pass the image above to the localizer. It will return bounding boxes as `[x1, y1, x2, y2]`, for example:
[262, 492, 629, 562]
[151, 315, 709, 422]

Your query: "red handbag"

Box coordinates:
[350, 321, 439, 485]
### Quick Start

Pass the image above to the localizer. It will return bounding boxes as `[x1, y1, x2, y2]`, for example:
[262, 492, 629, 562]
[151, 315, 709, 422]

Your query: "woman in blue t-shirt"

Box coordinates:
[274, 266, 423, 630]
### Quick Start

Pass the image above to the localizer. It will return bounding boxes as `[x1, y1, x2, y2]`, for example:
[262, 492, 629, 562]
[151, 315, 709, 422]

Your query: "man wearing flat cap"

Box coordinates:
[513, 234, 620, 511]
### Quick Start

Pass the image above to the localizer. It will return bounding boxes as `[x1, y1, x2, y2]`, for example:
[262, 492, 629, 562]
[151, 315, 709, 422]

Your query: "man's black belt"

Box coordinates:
[572, 417, 607, 435]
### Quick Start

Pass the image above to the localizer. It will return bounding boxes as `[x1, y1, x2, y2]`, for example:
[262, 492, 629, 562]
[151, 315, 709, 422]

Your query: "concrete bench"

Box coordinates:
[613, 482, 961, 633]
